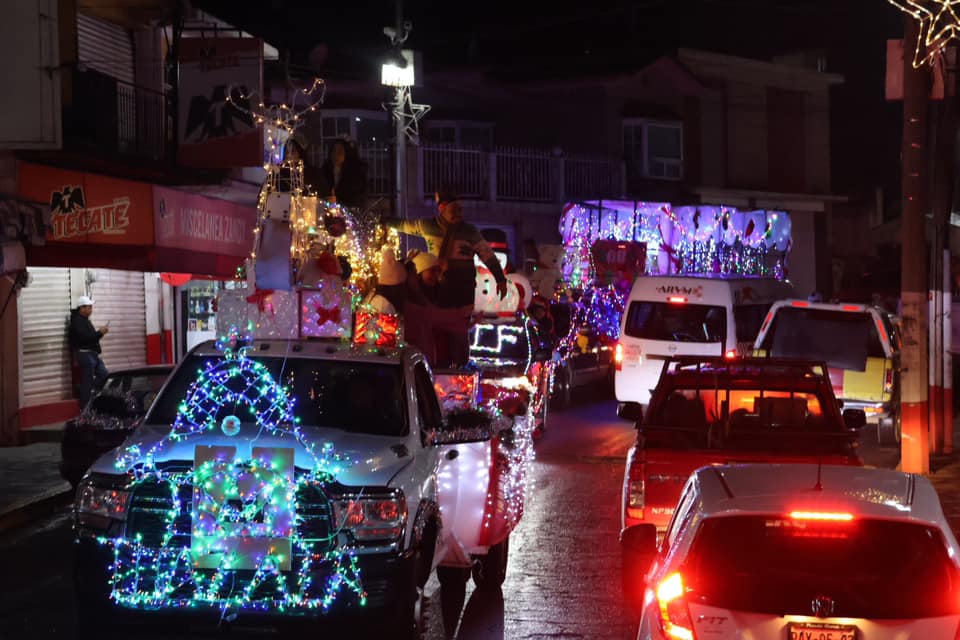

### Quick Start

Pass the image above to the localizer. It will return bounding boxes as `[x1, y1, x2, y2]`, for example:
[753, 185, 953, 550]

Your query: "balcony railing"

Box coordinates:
[307, 142, 626, 205]
[66, 66, 167, 162]
[419, 144, 625, 203]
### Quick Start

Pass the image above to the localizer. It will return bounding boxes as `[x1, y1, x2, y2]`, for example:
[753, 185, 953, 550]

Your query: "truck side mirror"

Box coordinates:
[842, 409, 867, 430]
[618, 402, 643, 422]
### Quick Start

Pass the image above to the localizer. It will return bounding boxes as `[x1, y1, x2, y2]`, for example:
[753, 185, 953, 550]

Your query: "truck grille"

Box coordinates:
[122, 469, 345, 605]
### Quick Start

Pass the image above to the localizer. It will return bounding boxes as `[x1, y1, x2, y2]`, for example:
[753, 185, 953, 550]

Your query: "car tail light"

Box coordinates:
[332, 495, 407, 541]
[841, 305, 860, 312]
[667, 296, 687, 304]
[615, 343, 624, 371]
[724, 350, 736, 360]
[791, 300, 809, 307]
[627, 480, 645, 519]
[656, 572, 695, 640]
[789, 511, 854, 521]
[884, 367, 894, 394]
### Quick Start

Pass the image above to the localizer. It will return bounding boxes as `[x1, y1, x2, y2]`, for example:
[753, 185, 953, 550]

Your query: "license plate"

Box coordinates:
[789, 623, 857, 640]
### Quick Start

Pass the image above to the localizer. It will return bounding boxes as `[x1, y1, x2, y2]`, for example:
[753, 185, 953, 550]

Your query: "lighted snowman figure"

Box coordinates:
[474, 251, 532, 316]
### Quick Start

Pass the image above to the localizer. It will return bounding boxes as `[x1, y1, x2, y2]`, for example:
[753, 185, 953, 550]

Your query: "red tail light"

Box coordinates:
[656, 572, 694, 640]
[789, 511, 854, 521]
[884, 367, 893, 393]
[615, 343, 624, 371]
[724, 350, 736, 360]
[791, 300, 809, 307]
[667, 296, 687, 304]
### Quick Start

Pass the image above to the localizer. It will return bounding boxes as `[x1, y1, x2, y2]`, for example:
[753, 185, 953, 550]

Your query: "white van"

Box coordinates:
[615, 275, 794, 409]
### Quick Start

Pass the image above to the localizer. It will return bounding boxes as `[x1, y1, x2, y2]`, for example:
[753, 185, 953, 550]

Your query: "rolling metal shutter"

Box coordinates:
[90, 269, 147, 370]
[77, 12, 134, 84]
[20, 267, 73, 406]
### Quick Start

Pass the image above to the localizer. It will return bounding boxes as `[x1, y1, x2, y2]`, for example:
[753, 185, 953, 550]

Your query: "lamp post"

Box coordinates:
[382, 1, 414, 229]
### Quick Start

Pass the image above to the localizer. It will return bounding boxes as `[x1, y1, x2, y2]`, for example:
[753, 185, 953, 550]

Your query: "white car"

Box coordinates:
[629, 464, 960, 639]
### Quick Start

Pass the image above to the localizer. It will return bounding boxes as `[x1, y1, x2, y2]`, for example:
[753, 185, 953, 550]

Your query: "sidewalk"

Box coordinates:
[0, 442, 72, 532]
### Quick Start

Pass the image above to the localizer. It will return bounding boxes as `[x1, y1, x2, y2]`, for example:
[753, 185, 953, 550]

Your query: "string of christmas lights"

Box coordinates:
[104, 329, 366, 615]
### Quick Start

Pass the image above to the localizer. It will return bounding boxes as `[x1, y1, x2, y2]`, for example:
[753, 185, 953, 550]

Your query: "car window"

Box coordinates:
[684, 515, 960, 619]
[413, 362, 443, 444]
[664, 479, 697, 549]
[148, 355, 407, 437]
[644, 376, 849, 454]
[761, 308, 886, 369]
[624, 301, 726, 343]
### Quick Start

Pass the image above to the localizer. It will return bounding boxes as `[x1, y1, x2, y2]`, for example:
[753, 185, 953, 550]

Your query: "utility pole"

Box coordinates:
[901, 15, 931, 474]
[393, 0, 406, 227]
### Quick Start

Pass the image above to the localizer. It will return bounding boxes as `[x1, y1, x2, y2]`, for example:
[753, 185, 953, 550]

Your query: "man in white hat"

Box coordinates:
[68, 295, 109, 407]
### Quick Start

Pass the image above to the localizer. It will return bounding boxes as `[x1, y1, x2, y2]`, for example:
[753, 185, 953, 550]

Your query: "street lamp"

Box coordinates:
[381, 49, 415, 88]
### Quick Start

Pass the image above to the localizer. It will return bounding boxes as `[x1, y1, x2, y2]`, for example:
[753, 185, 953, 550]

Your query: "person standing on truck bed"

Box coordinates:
[384, 189, 508, 366]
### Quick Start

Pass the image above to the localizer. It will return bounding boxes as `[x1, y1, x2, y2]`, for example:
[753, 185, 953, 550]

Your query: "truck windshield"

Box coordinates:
[684, 515, 960, 619]
[644, 377, 849, 453]
[146, 355, 407, 437]
[624, 301, 725, 343]
[760, 307, 885, 370]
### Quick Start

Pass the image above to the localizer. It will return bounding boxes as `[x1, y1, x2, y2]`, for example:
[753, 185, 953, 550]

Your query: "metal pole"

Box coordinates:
[394, 0, 407, 236]
[901, 15, 931, 474]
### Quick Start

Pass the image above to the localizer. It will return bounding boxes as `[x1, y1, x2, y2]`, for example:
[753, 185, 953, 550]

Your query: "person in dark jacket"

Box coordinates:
[316, 139, 367, 207]
[68, 295, 109, 407]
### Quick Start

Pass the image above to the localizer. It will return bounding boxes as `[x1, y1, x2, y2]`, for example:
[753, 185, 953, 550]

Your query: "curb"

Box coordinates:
[0, 486, 74, 534]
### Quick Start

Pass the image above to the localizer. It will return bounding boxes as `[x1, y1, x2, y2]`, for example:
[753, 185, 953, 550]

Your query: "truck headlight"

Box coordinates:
[77, 480, 130, 529]
[332, 494, 407, 542]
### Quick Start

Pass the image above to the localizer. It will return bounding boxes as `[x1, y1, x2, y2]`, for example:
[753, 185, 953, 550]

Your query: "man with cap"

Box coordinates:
[409, 250, 442, 305]
[68, 295, 109, 407]
[385, 189, 508, 366]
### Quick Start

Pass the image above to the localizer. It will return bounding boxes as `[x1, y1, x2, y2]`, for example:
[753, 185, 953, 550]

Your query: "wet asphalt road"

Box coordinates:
[0, 398, 897, 640]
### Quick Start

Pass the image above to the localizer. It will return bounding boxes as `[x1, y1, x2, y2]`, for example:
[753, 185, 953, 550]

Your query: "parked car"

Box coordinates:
[630, 464, 960, 639]
[753, 299, 901, 446]
[73, 339, 489, 637]
[60, 365, 173, 488]
[619, 356, 864, 602]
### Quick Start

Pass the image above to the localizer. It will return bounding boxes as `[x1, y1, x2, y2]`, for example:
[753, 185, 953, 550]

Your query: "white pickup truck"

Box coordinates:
[72, 338, 495, 637]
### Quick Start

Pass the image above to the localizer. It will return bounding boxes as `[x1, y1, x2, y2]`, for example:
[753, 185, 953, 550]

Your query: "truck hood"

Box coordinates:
[88, 422, 413, 487]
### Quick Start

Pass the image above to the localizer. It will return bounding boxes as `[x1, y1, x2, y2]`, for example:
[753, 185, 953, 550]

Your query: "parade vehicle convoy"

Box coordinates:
[753, 298, 902, 446]
[615, 275, 794, 414]
[619, 356, 865, 601]
[629, 464, 960, 640]
[72, 339, 499, 637]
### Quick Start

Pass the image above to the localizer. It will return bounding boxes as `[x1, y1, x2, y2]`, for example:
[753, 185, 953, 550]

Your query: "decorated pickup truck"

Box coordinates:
[619, 356, 866, 603]
[72, 333, 495, 637]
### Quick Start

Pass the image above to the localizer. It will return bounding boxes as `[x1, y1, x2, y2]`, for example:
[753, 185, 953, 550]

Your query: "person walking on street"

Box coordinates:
[69, 295, 109, 408]
[385, 189, 508, 366]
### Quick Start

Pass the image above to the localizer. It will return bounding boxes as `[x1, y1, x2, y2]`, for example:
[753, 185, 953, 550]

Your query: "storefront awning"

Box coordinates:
[18, 162, 255, 278]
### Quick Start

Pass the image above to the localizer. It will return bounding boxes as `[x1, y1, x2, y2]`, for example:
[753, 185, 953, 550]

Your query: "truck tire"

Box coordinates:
[878, 410, 901, 447]
[472, 535, 509, 590]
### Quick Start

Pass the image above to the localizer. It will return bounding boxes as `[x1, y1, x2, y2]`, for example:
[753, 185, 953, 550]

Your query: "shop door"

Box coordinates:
[89, 269, 147, 370]
[19, 267, 74, 406]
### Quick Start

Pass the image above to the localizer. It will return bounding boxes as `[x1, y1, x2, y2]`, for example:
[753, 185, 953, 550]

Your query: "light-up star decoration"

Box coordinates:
[385, 85, 431, 144]
[889, 0, 960, 67]
[103, 328, 365, 616]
